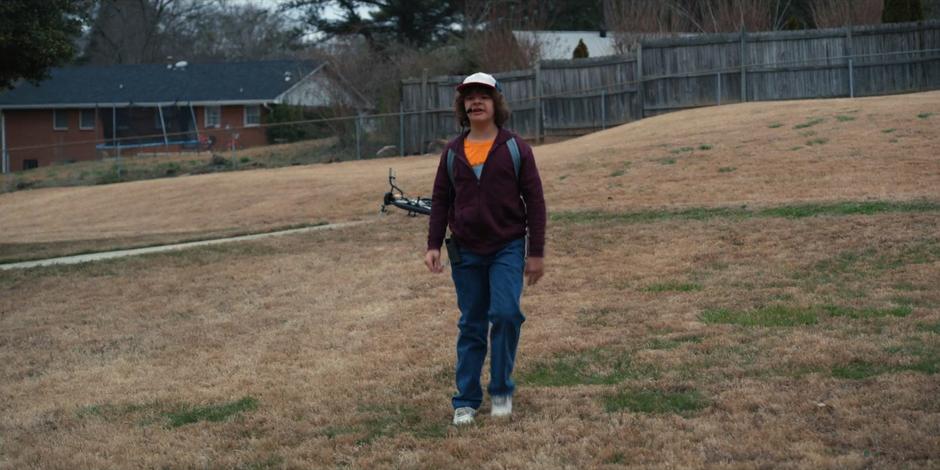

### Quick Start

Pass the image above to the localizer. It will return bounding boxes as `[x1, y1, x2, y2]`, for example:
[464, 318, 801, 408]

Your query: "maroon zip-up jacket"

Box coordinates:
[427, 128, 546, 257]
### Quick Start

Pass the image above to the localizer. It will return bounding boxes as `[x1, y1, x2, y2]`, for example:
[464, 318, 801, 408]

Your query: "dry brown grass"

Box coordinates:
[2, 92, 938, 248]
[1, 137, 337, 199]
[1, 92, 939, 469]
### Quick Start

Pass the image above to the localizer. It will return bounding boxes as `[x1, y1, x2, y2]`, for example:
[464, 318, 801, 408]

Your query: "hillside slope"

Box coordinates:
[0, 91, 937, 247]
[2, 92, 939, 469]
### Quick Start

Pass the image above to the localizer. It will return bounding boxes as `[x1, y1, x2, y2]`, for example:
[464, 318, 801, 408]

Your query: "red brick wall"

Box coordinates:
[195, 105, 269, 152]
[3, 105, 270, 172]
[4, 109, 104, 170]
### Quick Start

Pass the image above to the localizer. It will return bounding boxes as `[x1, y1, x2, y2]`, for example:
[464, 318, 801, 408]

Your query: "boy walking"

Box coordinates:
[424, 72, 546, 425]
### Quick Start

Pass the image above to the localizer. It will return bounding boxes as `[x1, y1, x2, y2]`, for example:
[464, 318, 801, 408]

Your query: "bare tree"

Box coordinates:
[458, 0, 496, 31]
[470, 26, 541, 72]
[83, 0, 304, 64]
[603, 0, 677, 33]
[602, 0, 682, 52]
[604, 0, 797, 37]
[458, 0, 543, 71]
[810, 0, 884, 27]
[165, 2, 304, 61]
[665, 0, 794, 32]
[458, 0, 580, 31]
[83, 0, 213, 64]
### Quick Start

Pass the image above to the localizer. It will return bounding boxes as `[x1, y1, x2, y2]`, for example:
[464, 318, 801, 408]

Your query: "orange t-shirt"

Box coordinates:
[464, 139, 494, 178]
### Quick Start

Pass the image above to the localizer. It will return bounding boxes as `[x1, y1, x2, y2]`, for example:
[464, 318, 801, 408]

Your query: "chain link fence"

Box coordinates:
[0, 105, 419, 192]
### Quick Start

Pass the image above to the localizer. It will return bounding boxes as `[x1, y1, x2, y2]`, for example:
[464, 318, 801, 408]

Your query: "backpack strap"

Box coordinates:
[446, 148, 456, 189]
[446, 136, 521, 188]
[507, 137, 521, 180]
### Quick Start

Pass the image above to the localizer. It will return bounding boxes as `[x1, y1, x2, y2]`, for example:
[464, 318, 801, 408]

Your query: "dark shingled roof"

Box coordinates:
[0, 60, 322, 108]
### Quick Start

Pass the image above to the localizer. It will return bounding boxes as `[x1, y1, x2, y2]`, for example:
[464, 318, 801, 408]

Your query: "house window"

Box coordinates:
[244, 105, 260, 127]
[80, 109, 96, 130]
[53, 110, 68, 130]
[205, 106, 220, 128]
[23, 159, 39, 170]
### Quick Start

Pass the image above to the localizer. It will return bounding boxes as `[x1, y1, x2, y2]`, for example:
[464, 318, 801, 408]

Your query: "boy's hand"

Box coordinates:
[525, 257, 544, 286]
[425, 249, 444, 273]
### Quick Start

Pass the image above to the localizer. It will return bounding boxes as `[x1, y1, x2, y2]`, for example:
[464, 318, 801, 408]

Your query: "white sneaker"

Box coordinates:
[453, 407, 476, 425]
[491, 395, 512, 417]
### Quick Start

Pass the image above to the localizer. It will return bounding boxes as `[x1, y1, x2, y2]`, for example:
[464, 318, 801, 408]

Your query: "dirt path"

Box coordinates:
[0, 220, 369, 270]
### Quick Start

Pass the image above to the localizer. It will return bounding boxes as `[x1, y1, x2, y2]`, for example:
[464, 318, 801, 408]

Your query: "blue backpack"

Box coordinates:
[446, 137, 521, 189]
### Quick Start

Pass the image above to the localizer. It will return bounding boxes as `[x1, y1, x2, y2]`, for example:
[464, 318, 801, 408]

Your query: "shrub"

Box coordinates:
[264, 104, 337, 144]
[572, 39, 589, 59]
[209, 154, 231, 167]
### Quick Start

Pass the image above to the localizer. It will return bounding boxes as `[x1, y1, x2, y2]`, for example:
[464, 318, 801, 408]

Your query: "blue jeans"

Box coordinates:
[450, 238, 526, 410]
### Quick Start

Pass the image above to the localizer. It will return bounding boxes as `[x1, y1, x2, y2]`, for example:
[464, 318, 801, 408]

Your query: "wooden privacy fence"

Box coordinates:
[641, 20, 940, 116]
[400, 20, 940, 154]
[400, 55, 638, 155]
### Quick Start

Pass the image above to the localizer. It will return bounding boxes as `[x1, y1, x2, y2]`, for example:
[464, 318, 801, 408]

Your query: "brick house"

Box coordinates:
[0, 60, 366, 173]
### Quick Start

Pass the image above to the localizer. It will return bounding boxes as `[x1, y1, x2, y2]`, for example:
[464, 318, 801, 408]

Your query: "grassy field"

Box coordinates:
[1, 92, 938, 469]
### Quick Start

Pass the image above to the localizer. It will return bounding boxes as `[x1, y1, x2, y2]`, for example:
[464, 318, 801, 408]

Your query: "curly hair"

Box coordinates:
[454, 85, 512, 128]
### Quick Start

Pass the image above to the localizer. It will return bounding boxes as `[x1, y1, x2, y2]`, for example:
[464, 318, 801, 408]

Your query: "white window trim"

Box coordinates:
[244, 105, 261, 127]
[205, 105, 221, 128]
[79, 109, 96, 130]
[53, 109, 68, 130]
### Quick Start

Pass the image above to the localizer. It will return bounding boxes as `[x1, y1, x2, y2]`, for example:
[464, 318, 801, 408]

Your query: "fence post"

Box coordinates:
[226, 125, 237, 168]
[636, 43, 645, 118]
[534, 61, 542, 142]
[717, 72, 722, 105]
[399, 101, 405, 157]
[420, 69, 428, 154]
[848, 60, 855, 98]
[114, 105, 122, 178]
[600, 89, 606, 129]
[355, 113, 362, 160]
[740, 26, 747, 103]
[1, 110, 8, 174]
[846, 24, 855, 98]
[157, 105, 169, 153]
[188, 102, 200, 147]
[112, 105, 118, 158]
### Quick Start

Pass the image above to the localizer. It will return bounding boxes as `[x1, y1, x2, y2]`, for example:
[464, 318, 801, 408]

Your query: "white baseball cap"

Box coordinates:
[456, 72, 501, 93]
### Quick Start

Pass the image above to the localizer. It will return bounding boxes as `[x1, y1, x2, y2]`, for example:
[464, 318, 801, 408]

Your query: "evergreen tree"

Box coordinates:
[883, 0, 925, 22]
[547, 0, 604, 30]
[284, 0, 457, 49]
[572, 39, 589, 59]
[0, 0, 89, 89]
[928, 0, 940, 19]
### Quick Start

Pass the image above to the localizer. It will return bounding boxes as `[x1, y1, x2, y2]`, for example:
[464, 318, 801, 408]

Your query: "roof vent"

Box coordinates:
[284, 71, 293, 82]
[174, 61, 188, 70]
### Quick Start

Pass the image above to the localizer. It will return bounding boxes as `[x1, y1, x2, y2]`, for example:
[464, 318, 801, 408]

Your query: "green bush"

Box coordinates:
[264, 104, 338, 144]
[95, 164, 124, 185]
[162, 162, 181, 176]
